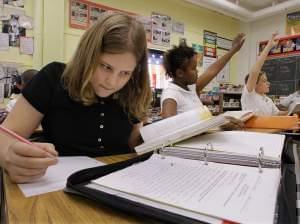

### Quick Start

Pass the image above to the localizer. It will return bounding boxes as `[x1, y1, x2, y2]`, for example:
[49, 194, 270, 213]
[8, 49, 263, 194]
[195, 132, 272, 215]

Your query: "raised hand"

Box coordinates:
[231, 33, 246, 53]
[267, 32, 279, 48]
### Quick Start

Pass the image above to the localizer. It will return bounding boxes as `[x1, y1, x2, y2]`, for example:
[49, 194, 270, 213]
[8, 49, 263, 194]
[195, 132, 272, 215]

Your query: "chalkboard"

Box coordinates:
[262, 55, 300, 95]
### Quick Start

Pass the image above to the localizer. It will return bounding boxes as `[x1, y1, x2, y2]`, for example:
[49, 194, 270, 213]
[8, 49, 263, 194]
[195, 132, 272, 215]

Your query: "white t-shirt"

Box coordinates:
[280, 91, 300, 108]
[241, 87, 279, 116]
[160, 82, 203, 114]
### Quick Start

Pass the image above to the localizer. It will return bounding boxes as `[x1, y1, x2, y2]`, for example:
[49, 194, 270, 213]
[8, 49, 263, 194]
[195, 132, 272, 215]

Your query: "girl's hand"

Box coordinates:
[221, 116, 244, 131]
[4, 142, 58, 183]
[231, 33, 245, 53]
[268, 32, 280, 48]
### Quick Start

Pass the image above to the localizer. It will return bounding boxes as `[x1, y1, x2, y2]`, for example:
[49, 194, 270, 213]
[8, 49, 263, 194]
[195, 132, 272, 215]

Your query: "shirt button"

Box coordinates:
[100, 145, 104, 149]
[98, 138, 102, 142]
[100, 101, 104, 105]
[100, 113, 104, 117]
[100, 125, 104, 128]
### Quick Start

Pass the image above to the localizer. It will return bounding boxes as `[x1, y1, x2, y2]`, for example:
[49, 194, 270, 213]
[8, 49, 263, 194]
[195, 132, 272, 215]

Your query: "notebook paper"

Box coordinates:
[92, 154, 280, 224]
[18, 157, 104, 197]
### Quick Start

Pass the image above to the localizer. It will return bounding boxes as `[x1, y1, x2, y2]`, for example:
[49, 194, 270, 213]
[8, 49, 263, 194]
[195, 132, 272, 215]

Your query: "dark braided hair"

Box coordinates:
[163, 42, 196, 79]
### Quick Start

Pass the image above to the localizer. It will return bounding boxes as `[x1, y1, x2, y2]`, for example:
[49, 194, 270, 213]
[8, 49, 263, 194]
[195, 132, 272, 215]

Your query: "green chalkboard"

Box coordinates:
[262, 55, 300, 95]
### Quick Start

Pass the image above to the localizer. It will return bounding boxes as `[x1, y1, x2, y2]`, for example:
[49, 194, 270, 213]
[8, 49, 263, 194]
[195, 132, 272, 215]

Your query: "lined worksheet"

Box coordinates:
[93, 154, 280, 224]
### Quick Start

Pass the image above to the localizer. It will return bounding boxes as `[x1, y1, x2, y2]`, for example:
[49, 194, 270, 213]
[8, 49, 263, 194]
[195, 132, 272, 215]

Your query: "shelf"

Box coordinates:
[200, 91, 242, 114]
[220, 92, 242, 95]
[223, 106, 241, 109]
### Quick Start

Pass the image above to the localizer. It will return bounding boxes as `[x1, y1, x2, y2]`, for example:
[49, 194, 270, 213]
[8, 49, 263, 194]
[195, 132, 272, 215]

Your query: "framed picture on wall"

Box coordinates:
[69, 0, 135, 30]
[69, 0, 89, 30]
[2, 15, 26, 47]
[89, 6, 106, 26]
[151, 12, 171, 47]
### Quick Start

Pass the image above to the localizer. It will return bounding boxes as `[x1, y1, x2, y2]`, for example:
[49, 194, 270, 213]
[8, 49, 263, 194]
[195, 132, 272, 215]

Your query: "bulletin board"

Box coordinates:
[69, 0, 134, 30]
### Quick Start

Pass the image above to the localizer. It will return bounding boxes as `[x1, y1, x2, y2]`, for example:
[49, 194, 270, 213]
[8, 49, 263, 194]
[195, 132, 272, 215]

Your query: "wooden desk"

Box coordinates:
[3, 153, 159, 224]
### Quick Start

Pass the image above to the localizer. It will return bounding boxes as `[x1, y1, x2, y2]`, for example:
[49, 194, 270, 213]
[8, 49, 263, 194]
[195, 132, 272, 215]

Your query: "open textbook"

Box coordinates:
[136, 107, 255, 155]
[222, 110, 254, 122]
[136, 106, 227, 154]
[288, 102, 300, 115]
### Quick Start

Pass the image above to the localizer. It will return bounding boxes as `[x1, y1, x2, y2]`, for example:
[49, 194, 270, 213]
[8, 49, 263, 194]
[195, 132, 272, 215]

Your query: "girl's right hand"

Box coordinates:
[268, 32, 279, 48]
[4, 142, 58, 183]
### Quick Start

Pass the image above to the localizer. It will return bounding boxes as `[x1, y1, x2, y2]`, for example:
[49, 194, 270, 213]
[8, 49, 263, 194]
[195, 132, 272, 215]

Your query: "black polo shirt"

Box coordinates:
[22, 62, 139, 157]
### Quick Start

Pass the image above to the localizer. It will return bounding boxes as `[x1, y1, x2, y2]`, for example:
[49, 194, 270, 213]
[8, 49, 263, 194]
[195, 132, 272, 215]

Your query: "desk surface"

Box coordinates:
[4, 153, 159, 224]
[3, 129, 294, 224]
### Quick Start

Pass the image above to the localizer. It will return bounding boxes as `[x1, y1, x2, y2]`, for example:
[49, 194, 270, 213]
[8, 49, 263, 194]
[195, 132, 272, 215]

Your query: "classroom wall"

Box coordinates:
[0, 0, 244, 83]
[0, 1, 34, 69]
[9, 0, 295, 85]
[237, 7, 300, 85]
[62, 0, 242, 82]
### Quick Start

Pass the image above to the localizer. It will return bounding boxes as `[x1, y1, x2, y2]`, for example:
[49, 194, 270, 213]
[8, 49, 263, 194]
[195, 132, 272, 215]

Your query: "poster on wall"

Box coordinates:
[172, 20, 184, 35]
[217, 36, 232, 50]
[20, 36, 34, 55]
[286, 11, 300, 35]
[0, 62, 22, 97]
[2, 15, 26, 47]
[0, 33, 9, 51]
[69, 0, 135, 30]
[3, 0, 24, 8]
[259, 34, 300, 58]
[69, 0, 89, 29]
[192, 43, 203, 67]
[136, 15, 152, 42]
[203, 30, 217, 58]
[216, 53, 230, 82]
[203, 56, 218, 90]
[151, 12, 171, 47]
[18, 15, 34, 30]
[89, 5, 106, 26]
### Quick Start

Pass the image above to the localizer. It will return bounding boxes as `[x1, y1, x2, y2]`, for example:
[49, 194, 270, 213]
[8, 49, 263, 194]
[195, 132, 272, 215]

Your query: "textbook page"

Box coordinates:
[175, 131, 285, 159]
[288, 102, 300, 115]
[18, 157, 104, 197]
[222, 110, 254, 122]
[140, 107, 212, 142]
[135, 114, 226, 154]
[93, 154, 280, 224]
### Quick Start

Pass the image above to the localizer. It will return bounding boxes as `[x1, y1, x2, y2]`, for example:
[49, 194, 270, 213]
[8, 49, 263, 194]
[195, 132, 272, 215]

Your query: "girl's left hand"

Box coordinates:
[221, 116, 244, 130]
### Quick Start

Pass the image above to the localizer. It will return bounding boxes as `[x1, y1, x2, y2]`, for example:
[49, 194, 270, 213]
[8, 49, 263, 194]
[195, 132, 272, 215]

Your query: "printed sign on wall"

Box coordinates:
[203, 30, 217, 58]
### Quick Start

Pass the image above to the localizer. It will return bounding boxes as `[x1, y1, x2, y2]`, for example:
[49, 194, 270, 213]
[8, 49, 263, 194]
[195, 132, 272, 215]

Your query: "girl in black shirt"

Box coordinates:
[0, 12, 152, 183]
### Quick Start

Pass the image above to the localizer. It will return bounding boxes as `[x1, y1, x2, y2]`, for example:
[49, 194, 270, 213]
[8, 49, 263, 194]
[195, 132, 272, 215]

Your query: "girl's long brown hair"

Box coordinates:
[62, 12, 152, 121]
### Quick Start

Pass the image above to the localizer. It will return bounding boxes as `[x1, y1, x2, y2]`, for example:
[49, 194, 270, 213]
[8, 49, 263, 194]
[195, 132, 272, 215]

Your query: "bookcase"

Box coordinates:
[199, 92, 222, 115]
[149, 89, 242, 120]
[200, 92, 242, 115]
[222, 92, 242, 111]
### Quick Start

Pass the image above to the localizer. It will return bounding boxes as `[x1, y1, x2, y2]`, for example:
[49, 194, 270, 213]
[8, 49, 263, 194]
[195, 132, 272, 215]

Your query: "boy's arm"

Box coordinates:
[246, 33, 279, 92]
